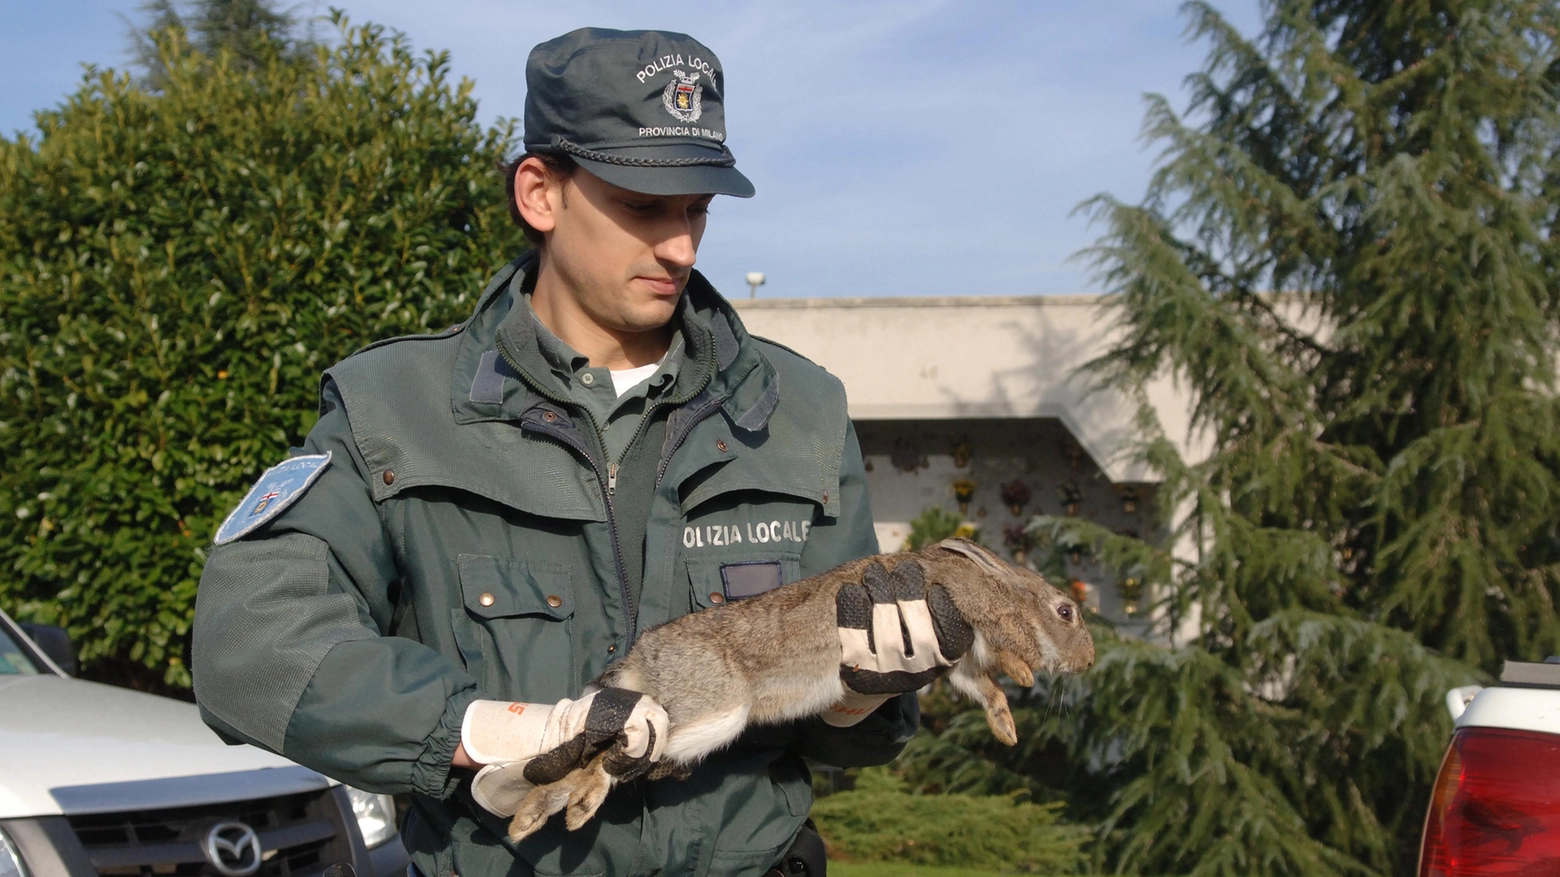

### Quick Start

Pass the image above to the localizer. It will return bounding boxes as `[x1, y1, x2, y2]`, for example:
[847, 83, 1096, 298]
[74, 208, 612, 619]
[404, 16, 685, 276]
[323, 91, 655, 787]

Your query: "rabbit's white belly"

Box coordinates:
[663, 704, 751, 764]
[750, 671, 847, 726]
[661, 672, 846, 764]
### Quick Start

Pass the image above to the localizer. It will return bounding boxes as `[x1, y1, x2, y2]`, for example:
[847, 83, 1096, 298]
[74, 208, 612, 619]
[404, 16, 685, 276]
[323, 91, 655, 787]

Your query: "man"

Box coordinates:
[192, 28, 944, 877]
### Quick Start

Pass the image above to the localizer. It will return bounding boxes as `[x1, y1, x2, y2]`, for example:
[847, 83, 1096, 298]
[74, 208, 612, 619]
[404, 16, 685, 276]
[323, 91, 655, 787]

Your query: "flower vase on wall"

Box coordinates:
[1000, 479, 1031, 517]
[952, 478, 977, 515]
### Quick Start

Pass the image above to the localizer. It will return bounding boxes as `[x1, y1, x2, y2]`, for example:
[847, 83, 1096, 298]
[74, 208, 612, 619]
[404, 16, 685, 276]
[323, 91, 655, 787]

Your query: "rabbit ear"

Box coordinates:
[935, 539, 1008, 575]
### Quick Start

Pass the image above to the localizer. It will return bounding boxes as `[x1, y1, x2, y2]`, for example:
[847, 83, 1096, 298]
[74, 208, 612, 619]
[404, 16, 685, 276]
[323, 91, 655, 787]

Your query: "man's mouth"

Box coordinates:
[638, 275, 686, 295]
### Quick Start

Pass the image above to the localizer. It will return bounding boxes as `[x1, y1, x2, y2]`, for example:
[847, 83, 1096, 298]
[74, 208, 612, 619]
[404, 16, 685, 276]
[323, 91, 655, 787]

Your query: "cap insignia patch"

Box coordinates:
[662, 70, 703, 123]
[214, 452, 332, 545]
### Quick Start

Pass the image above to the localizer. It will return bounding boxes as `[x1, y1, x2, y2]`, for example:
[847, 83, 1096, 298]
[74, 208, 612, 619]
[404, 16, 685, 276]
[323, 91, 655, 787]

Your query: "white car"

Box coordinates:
[1418, 661, 1560, 876]
[0, 608, 409, 877]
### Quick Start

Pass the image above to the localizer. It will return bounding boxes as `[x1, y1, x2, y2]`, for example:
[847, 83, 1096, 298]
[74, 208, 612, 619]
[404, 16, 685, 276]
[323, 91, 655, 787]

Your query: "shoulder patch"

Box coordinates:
[214, 452, 333, 546]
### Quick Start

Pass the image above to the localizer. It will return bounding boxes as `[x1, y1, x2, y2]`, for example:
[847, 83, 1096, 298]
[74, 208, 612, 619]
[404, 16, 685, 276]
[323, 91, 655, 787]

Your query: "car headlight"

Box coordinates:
[0, 826, 29, 877]
[345, 787, 398, 849]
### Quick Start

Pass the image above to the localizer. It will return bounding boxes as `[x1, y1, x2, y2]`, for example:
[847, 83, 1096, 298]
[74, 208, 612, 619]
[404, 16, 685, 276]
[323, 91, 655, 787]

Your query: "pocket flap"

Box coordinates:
[457, 554, 573, 620]
[686, 554, 801, 609]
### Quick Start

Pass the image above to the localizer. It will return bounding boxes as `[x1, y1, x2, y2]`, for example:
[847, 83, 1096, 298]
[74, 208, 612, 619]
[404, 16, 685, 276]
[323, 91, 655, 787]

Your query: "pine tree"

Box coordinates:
[128, 0, 311, 86]
[900, 2, 1560, 875]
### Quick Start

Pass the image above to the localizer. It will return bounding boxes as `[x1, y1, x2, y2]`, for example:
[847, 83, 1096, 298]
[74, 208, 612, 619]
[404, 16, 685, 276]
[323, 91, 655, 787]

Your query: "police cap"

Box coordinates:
[524, 28, 755, 198]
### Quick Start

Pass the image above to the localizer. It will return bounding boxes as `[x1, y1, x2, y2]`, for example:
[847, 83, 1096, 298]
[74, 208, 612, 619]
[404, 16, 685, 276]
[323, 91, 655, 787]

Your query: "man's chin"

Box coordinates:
[627, 295, 681, 328]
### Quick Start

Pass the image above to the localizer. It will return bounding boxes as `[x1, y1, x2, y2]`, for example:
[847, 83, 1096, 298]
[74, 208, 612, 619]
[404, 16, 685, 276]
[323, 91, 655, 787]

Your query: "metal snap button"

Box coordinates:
[716, 439, 728, 452]
[478, 592, 495, 607]
[546, 594, 563, 608]
[709, 592, 725, 604]
[607, 644, 617, 654]
[580, 372, 595, 386]
[542, 411, 558, 422]
[382, 471, 395, 485]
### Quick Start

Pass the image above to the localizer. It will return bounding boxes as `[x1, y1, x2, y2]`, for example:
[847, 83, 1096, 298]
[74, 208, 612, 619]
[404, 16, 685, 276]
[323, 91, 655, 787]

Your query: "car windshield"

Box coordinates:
[0, 626, 41, 675]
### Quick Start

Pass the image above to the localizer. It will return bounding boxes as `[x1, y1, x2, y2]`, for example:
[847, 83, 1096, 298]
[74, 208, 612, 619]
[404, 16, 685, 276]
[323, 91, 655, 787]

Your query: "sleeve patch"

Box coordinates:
[214, 452, 333, 546]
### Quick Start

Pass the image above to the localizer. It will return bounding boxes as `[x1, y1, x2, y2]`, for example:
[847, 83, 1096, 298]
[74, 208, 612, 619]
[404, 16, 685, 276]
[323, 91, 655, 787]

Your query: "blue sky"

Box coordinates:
[2, 1, 1263, 299]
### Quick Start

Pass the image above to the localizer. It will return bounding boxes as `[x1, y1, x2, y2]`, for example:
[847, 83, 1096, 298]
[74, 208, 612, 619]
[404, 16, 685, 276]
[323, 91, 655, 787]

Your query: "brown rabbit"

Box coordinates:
[503, 538, 1095, 841]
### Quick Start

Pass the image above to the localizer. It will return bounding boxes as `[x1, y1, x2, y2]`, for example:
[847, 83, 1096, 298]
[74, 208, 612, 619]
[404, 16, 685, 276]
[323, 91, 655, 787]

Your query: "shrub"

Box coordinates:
[812, 767, 1087, 874]
[905, 506, 973, 551]
[0, 15, 520, 690]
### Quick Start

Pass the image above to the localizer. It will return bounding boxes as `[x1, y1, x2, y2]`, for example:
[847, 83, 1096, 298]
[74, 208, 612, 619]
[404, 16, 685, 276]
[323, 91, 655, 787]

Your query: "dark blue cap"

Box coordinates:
[524, 28, 755, 198]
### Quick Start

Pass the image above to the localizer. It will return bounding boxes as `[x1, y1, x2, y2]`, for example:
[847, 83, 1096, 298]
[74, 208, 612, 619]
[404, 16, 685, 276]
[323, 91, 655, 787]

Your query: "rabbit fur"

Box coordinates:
[505, 538, 1095, 842]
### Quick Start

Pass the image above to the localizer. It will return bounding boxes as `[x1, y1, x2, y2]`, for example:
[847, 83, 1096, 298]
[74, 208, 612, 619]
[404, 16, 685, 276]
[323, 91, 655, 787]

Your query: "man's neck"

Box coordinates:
[529, 270, 672, 371]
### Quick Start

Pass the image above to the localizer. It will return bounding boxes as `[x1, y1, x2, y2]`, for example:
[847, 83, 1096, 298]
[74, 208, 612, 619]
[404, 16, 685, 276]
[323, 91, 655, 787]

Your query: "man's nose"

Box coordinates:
[655, 222, 698, 269]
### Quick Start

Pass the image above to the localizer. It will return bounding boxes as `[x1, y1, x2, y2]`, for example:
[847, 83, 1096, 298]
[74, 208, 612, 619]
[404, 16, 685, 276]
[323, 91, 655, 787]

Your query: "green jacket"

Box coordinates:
[192, 253, 916, 877]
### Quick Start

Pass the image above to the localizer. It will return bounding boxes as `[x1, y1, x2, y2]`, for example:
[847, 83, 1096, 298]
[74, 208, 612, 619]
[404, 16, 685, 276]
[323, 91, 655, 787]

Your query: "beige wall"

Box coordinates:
[734, 295, 1200, 483]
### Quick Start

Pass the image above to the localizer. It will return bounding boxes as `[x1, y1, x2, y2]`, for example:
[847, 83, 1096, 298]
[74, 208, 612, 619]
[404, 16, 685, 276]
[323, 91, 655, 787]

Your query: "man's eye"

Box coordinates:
[689, 204, 712, 217]
[623, 201, 656, 214]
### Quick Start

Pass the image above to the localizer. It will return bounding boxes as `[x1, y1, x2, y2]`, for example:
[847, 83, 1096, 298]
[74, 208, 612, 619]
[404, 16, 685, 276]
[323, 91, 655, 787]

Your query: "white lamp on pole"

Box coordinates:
[745, 271, 766, 299]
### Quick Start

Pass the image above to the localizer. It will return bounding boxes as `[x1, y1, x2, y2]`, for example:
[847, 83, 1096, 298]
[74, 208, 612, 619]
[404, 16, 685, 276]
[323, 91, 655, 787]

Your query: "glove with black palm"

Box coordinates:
[462, 687, 668, 817]
[823, 559, 974, 727]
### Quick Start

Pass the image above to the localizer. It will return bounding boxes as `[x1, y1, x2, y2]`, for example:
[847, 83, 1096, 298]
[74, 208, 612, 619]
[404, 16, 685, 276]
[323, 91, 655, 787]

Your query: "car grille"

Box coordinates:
[65, 789, 348, 877]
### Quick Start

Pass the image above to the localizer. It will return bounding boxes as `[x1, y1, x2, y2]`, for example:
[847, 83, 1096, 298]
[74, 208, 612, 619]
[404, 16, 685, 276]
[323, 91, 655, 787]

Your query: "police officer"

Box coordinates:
[192, 28, 933, 877]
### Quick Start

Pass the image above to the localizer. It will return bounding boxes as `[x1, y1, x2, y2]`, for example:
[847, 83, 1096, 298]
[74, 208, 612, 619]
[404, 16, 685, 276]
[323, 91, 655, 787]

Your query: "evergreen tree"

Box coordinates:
[128, 0, 311, 86]
[901, 2, 1559, 875]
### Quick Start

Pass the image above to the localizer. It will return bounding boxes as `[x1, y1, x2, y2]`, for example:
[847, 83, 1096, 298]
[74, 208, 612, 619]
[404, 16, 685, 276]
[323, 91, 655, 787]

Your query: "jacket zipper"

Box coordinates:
[522, 416, 636, 641]
[499, 348, 638, 643]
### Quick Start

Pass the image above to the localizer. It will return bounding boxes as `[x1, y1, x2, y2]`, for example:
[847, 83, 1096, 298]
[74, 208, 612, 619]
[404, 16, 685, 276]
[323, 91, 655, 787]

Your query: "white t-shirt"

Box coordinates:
[609, 361, 662, 397]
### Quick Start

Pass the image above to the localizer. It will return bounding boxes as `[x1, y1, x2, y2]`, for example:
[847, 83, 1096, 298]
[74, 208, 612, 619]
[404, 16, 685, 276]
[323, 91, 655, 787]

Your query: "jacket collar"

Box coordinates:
[450, 253, 779, 431]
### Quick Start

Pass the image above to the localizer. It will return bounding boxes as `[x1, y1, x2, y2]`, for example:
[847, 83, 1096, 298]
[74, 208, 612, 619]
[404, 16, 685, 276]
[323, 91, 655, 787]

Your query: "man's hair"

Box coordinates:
[506, 151, 578, 247]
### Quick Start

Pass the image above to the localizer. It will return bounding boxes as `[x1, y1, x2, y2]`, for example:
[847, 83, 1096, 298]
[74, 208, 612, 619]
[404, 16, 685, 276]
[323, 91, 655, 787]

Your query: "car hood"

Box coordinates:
[0, 674, 320, 818]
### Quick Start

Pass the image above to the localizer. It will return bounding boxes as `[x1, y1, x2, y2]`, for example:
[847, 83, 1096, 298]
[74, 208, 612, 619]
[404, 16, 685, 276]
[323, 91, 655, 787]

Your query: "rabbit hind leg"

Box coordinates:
[564, 751, 616, 831]
[508, 781, 574, 842]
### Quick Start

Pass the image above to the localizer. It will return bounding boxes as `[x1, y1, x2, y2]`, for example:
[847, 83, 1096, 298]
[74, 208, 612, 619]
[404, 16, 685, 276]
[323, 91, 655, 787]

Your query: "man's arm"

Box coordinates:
[788, 419, 919, 767]
[193, 379, 481, 797]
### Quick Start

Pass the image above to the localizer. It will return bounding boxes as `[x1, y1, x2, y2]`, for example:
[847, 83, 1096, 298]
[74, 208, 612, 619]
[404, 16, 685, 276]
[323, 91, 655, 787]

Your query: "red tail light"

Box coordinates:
[1420, 727, 1560, 875]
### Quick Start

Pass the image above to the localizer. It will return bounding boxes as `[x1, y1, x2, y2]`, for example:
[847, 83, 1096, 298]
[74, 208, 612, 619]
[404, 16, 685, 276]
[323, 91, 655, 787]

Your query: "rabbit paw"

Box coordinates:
[997, 649, 1036, 688]
[507, 783, 571, 843]
[975, 673, 1018, 746]
[564, 768, 615, 830]
[559, 750, 615, 830]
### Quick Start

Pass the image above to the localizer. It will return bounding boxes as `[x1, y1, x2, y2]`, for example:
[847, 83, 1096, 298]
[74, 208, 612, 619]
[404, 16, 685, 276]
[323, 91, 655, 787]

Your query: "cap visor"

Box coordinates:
[566, 142, 755, 197]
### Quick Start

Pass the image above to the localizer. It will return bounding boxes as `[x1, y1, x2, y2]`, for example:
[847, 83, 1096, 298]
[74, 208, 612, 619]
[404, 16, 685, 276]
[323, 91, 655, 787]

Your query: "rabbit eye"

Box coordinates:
[1057, 604, 1074, 621]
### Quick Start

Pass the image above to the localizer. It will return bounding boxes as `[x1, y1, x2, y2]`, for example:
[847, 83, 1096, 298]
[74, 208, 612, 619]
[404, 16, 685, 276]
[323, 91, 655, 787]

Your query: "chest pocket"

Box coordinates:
[455, 554, 576, 702]
[686, 553, 802, 613]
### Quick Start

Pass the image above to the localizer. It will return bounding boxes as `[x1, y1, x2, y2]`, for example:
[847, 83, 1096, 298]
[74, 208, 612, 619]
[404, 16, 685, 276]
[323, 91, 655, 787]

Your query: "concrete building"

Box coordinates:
[735, 294, 1198, 624]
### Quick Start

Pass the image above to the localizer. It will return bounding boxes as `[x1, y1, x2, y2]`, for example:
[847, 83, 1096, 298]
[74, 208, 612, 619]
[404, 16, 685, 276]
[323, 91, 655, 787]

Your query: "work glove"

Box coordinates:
[823, 559, 974, 727]
[462, 688, 669, 817]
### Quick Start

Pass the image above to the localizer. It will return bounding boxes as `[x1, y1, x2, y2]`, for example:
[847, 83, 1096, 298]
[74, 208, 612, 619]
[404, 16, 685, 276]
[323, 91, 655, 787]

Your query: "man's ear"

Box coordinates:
[514, 157, 564, 235]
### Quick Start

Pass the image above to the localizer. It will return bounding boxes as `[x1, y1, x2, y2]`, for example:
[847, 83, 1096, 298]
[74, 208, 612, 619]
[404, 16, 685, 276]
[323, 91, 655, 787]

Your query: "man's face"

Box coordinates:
[539, 167, 714, 335]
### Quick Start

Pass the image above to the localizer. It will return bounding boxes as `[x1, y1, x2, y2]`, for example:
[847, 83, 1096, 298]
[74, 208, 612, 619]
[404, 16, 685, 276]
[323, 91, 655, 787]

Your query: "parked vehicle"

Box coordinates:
[0, 608, 409, 877]
[1417, 660, 1560, 876]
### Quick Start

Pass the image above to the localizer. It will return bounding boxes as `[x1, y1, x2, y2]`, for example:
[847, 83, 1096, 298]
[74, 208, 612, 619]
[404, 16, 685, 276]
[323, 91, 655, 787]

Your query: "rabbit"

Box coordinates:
[504, 538, 1095, 842]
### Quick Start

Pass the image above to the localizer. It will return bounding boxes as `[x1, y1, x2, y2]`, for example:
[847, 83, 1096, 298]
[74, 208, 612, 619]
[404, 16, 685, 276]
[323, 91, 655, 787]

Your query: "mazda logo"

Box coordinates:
[202, 821, 262, 877]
